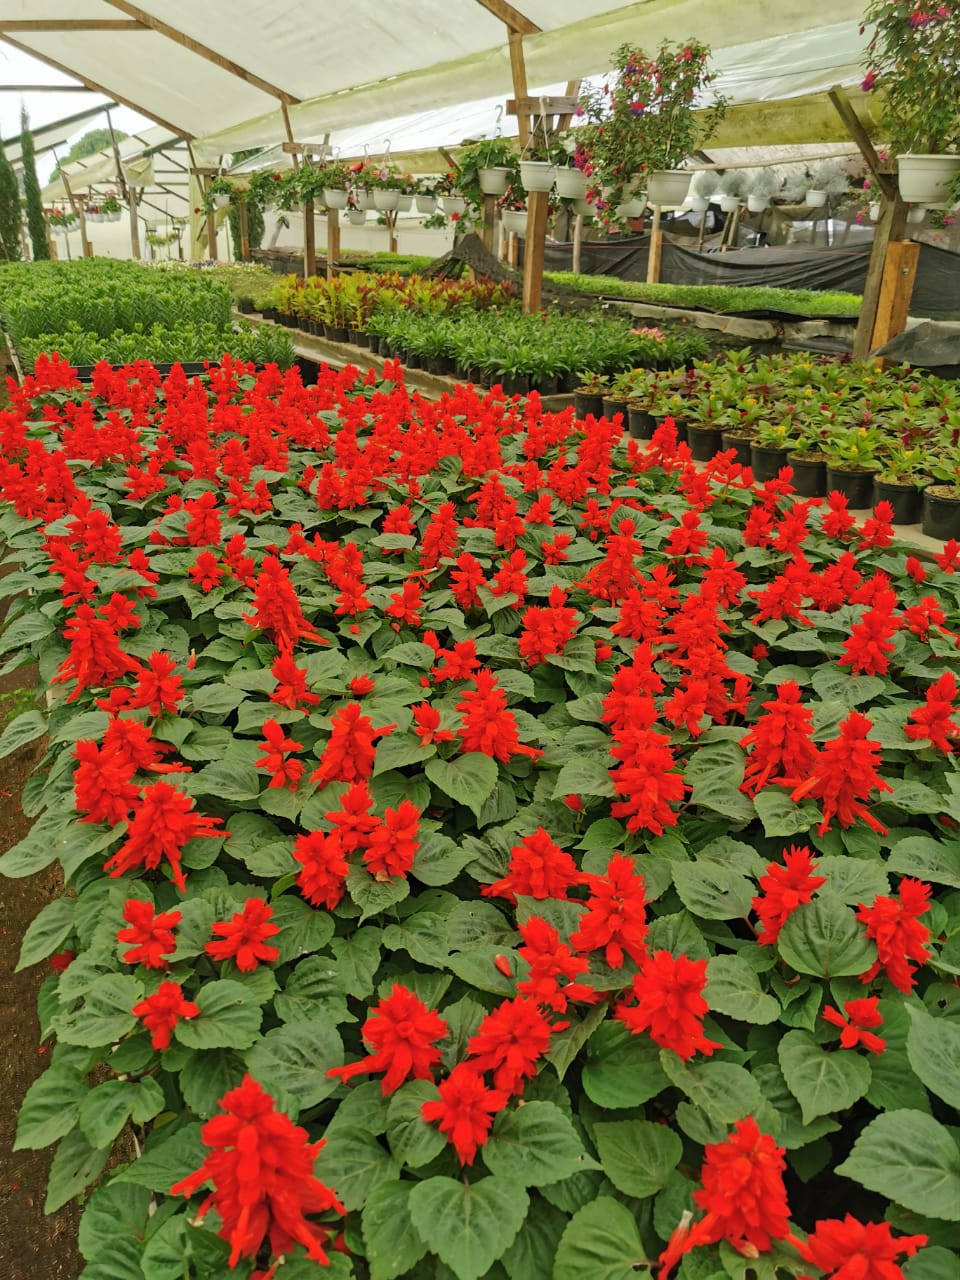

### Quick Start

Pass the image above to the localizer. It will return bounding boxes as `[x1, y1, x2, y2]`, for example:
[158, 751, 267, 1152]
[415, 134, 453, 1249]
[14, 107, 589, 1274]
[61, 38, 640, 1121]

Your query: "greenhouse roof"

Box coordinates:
[0, 0, 877, 165]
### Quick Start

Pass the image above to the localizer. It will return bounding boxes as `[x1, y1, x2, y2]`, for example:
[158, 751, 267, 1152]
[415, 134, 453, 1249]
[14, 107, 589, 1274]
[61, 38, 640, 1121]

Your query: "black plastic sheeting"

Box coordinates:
[540, 236, 960, 320]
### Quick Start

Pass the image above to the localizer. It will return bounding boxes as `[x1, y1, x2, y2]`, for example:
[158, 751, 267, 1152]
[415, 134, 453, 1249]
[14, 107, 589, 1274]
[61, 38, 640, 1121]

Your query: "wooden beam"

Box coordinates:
[0, 35, 194, 139]
[870, 240, 920, 357]
[506, 96, 579, 117]
[52, 147, 92, 258]
[128, 185, 141, 260]
[827, 85, 894, 200]
[304, 197, 316, 277]
[481, 193, 497, 253]
[853, 193, 907, 359]
[646, 205, 663, 283]
[474, 0, 540, 35]
[102, 1, 300, 104]
[326, 207, 340, 282]
[0, 83, 96, 92]
[0, 19, 144, 31]
[238, 200, 250, 260]
[508, 32, 529, 147]
[521, 189, 549, 314]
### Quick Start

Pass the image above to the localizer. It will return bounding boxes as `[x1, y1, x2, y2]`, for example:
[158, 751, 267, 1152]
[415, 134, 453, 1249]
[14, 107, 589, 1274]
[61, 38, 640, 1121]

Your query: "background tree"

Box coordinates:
[20, 107, 49, 260]
[0, 137, 22, 261]
[53, 126, 128, 175]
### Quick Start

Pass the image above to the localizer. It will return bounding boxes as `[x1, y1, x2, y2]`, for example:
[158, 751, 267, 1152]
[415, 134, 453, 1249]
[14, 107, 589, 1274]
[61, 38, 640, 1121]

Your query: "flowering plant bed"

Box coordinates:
[2, 355, 960, 1280]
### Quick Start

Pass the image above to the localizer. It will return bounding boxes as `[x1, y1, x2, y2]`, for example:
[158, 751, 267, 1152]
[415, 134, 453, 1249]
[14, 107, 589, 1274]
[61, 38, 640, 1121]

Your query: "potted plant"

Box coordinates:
[687, 170, 715, 212]
[862, 0, 960, 204]
[101, 190, 122, 221]
[805, 159, 850, 209]
[457, 137, 519, 201]
[577, 39, 726, 211]
[716, 171, 745, 213]
[921, 453, 960, 539]
[366, 164, 408, 212]
[745, 168, 779, 213]
[785, 424, 830, 498]
[204, 176, 235, 212]
[498, 184, 527, 237]
[874, 443, 929, 524]
[573, 373, 608, 420]
[434, 170, 468, 217]
[518, 129, 558, 194]
[554, 132, 593, 200]
[415, 176, 440, 215]
[823, 424, 882, 508]
[318, 160, 352, 209]
[751, 420, 801, 481]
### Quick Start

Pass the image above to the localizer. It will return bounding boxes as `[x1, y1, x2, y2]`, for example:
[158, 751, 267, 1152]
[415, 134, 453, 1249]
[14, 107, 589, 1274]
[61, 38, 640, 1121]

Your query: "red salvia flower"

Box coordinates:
[386, 579, 423, 628]
[117, 898, 181, 969]
[73, 739, 139, 826]
[456, 669, 542, 762]
[206, 898, 280, 971]
[103, 717, 185, 775]
[363, 800, 421, 878]
[244, 554, 322, 654]
[269, 653, 319, 710]
[129, 651, 185, 717]
[791, 710, 892, 834]
[608, 727, 684, 836]
[482, 827, 583, 903]
[822, 997, 886, 1054]
[325, 780, 379, 853]
[838, 606, 899, 676]
[411, 702, 455, 746]
[132, 980, 200, 1050]
[349, 674, 375, 696]
[50, 950, 75, 973]
[821, 490, 856, 539]
[104, 781, 224, 893]
[255, 719, 304, 790]
[449, 552, 486, 610]
[793, 1215, 926, 1280]
[934, 538, 960, 573]
[571, 852, 648, 968]
[170, 1074, 345, 1268]
[310, 703, 395, 787]
[753, 845, 827, 945]
[516, 916, 599, 1013]
[327, 984, 448, 1094]
[52, 604, 142, 702]
[466, 996, 552, 1095]
[905, 671, 959, 752]
[856, 878, 932, 993]
[292, 830, 349, 910]
[616, 950, 722, 1060]
[420, 1064, 506, 1166]
[739, 682, 818, 795]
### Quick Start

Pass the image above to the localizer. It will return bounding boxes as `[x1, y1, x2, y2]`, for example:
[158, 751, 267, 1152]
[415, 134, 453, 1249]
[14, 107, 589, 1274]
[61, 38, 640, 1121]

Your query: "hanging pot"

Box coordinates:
[922, 485, 960, 540]
[688, 194, 710, 212]
[571, 197, 593, 218]
[717, 194, 741, 213]
[478, 167, 511, 196]
[440, 195, 467, 216]
[617, 197, 647, 218]
[869, 201, 881, 221]
[826, 466, 877, 509]
[906, 206, 926, 225]
[519, 160, 556, 193]
[346, 209, 367, 225]
[212, 193, 231, 210]
[373, 189, 400, 211]
[397, 194, 414, 212]
[415, 194, 437, 214]
[804, 189, 827, 208]
[646, 170, 692, 205]
[500, 208, 527, 236]
[323, 188, 349, 209]
[897, 154, 960, 206]
[555, 168, 589, 199]
[354, 189, 374, 210]
[746, 195, 770, 213]
[111, 209, 122, 221]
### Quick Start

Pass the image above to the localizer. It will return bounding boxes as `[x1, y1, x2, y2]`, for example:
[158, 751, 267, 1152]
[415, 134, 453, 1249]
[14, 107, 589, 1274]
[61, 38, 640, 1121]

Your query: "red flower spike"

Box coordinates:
[327, 984, 448, 1094]
[420, 1064, 506, 1166]
[793, 1215, 926, 1280]
[170, 1074, 345, 1268]
[856, 878, 932, 993]
[482, 827, 583, 904]
[292, 830, 349, 910]
[570, 852, 648, 968]
[133, 979, 200, 1050]
[117, 898, 181, 969]
[310, 703, 395, 788]
[516, 915, 599, 1013]
[363, 799, 421, 878]
[411, 702, 455, 746]
[104, 781, 224, 893]
[457, 669, 542, 762]
[129, 651, 186, 718]
[254, 719, 304, 790]
[752, 846, 827, 945]
[269, 653, 320, 710]
[790, 710, 892, 835]
[206, 898, 280, 971]
[243, 554, 322, 654]
[616, 950, 722, 1060]
[73, 739, 139, 826]
[739, 682, 818, 796]
[822, 997, 886, 1054]
[905, 671, 960, 752]
[52, 604, 142, 702]
[466, 996, 553, 1095]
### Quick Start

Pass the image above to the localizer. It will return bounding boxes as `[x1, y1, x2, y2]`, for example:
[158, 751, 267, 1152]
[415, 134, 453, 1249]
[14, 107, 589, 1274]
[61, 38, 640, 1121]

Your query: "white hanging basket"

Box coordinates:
[688, 194, 710, 212]
[906, 205, 927, 224]
[519, 160, 556, 193]
[500, 208, 528, 236]
[555, 168, 589, 199]
[646, 169, 692, 206]
[572, 197, 593, 218]
[323, 188, 349, 209]
[373, 189, 400, 211]
[346, 209, 367, 225]
[869, 201, 881, 222]
[110, 209, 123, 221]
[397, 194, 414, 212]
[617, 197, 646, 219]
[440, 195, 467, 216]
[804, 189, 827, 208]
[746, 195, 770, 213]
[212, 193, 230, 210]
[415, 195, 437, 215]
[355, 189, 374, 210]
[717, 194, 741, 213]
[897, 154, 960, 205]
[478, 167, 511, 196]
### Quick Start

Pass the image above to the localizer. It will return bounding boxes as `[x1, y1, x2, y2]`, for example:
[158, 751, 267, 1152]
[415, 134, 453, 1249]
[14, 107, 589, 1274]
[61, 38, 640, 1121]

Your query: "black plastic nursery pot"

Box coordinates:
[574, 390, 604, 419]
[751, 444, 791, 482]
[368, 335, 381, 354]
[874, 479, 925, 526]
[687, 425, 723, 462]
[720, 432, 753, 468]
[500, 374, 531, 396]
[826, 466, 877, 510]
[787, 454, 828, 498]
[295, 356, 320, 386]
[348, 329, 369, 348]
[425, 356, 456, 377]
[628, 406, 657, 439]
[601, 396, 630, 424]
[922, 486, 960, 540]
[236, 300, 254, 314]
[534, 376, 559, 396]
[559, 371, 579, 394]
[328, 326, 349, 344]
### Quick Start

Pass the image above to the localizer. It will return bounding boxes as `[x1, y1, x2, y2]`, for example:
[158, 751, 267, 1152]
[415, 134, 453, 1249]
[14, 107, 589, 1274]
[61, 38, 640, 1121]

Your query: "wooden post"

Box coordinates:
[853, 192, 907, 359]
[58, 166, 91, 258]
[870, 240, 920, 357]
[481, 194, 496, 252]
[304, 197, 316, 277]
[128, 186, 141, 259]
[697, 208, 708, 251]
[326, 206, 340, 281]
[522, 189, 549, 313]
[646, 205, 663, 283]
[387, 211, 398, 255]
[721, 204, 741, 253]
[571, 212, 583, 275]
[238, 200, 250, 260]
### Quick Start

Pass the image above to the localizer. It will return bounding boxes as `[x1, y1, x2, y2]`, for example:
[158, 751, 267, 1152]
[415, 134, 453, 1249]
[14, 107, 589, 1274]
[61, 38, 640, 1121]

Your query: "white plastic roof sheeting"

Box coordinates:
[0, 0, 871, 164]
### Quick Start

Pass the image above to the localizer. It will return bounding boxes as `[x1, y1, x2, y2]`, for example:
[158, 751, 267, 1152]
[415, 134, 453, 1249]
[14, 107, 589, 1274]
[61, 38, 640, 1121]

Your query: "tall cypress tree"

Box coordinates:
[0, 136, 22, 261]
[21, 107, 50, 260]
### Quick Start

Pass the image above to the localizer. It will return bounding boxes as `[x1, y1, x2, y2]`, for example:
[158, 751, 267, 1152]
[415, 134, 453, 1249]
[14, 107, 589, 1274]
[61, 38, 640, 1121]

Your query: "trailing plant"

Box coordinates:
[21, 106, 50, 260]
[0, 133, 22, 261]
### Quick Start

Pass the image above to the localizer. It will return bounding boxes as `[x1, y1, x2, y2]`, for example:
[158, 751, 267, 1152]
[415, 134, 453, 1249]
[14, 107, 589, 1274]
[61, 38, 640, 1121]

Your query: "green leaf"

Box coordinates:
[312, 1126, 400, 1211]
[483, 1101, 594, 1186]
[660, 1055, 762, 1123]
[54, 973, 143, 1047]
[174, 979, 262, 1051]
[190, 684, 246, 715]
[685, 742, 754, 820]
[411, 832, 473, 886]
[0, 707, 45, 759]
[888, 836, 960, 889]
[15, 1062, 87, 1150]
[246, 1019, 343, 1109]
[704, 954, 780, 1024]
[552, 1195, 647, 1280]
[672, 860, 754, 920]
[552, 754, 615, 800]
[904, 1247, 960, 1280]
[78, 1080, 141, 1149]
[115, 1122, 204, 1191]
[347, 865, 410, 922]
[777, 892, 877, 978]
[270, 893, 335, 962]
[753, 789, 820, 837]
[906, 1004, 960, 1110]
[408, 1175, 529, 1280]
[78, 1181, 152, 1264]
[813, 856, 889, 906]
[426, 753, 499, 818]
[179, 1048, 246, 1118]
[836, 1110, 960, 1221]
[362, 1180, 428, 1280]
[386, 1079, 448, 1168]
[46, 1126, 111, 1214]
[778, 1029, 871, 1124]
[594, 1119, 682, 1198]
[582, 1022, 669, 1108]
[501, 1196, 566, 1280]
[16, 896, 75, 970]
[193, 758, 261, 801]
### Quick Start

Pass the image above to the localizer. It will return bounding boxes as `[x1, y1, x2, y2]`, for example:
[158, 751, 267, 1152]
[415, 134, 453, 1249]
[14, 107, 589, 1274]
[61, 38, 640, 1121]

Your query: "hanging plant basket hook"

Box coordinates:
[383, 140, 392, 164]
[494, 105, 504, 137]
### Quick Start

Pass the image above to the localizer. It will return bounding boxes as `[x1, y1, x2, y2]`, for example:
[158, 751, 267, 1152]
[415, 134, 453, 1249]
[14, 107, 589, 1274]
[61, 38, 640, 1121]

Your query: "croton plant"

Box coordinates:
[0, 354, 959, 1280]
